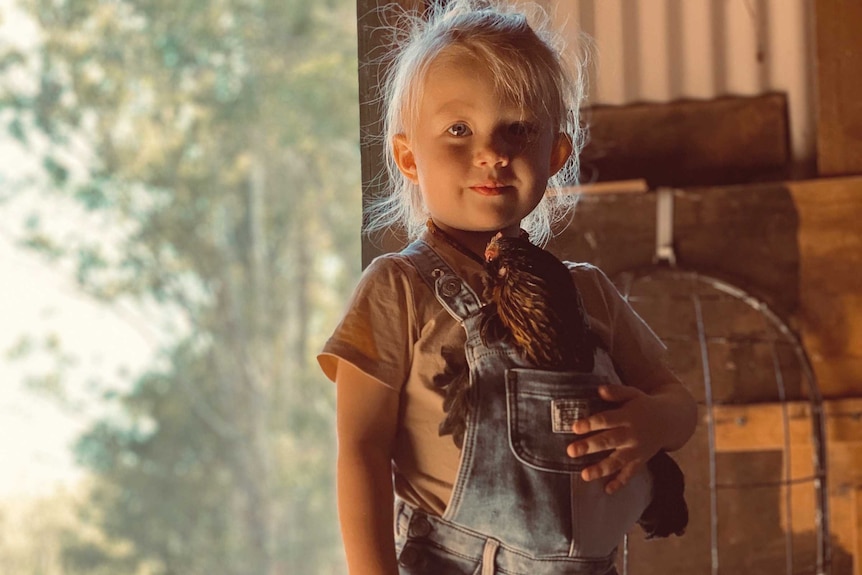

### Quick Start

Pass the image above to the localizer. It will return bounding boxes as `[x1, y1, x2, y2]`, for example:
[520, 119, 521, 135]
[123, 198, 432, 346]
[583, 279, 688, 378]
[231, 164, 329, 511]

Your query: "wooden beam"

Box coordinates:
[814, 0, 862, 176]
[548, 181, 805, 319]
[711, 398, 862, 452]
[578, 94, 791, 188]
[789, 177, 862, 398]
[712, 401, 815, 452]
[356, 0, 422, 267]
[556, 179, 649, 196]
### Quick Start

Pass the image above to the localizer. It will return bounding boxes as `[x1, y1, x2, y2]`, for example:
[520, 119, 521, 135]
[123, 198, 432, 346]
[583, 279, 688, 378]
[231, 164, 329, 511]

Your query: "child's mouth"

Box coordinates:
[470, 183, 512, 196]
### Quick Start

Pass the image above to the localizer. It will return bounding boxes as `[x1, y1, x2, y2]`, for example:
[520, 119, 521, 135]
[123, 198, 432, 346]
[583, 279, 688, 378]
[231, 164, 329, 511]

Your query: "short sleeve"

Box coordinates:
[317, 255, 418, 391]
[570, 263, 678, 392]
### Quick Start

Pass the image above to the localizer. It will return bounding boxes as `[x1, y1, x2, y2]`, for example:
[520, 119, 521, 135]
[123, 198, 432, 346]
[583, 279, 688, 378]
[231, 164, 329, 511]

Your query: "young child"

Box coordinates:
[318, 1, 698, 573]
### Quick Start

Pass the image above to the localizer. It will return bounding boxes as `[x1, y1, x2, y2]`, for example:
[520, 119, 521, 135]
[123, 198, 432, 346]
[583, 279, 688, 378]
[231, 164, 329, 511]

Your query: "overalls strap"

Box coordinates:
[401, 239, 483, 322]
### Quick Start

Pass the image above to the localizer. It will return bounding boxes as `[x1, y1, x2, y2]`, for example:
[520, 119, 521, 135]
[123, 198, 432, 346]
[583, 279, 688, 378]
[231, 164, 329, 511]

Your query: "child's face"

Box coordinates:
[393, 54, 571, 237]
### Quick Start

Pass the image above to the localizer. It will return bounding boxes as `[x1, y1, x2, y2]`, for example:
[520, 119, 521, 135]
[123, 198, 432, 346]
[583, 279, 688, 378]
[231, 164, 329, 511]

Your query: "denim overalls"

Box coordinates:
[396, 240, 652, 575]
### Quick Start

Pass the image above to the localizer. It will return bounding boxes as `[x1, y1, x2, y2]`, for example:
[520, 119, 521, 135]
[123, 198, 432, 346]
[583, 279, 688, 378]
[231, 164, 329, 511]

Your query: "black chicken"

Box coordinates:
[481, 233, 688, 539]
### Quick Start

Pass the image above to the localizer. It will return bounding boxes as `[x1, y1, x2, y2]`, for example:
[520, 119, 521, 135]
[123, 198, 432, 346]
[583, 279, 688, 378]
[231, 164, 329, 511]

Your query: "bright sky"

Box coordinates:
[0, 0, 159, 498]
[0, 228, 158, 498]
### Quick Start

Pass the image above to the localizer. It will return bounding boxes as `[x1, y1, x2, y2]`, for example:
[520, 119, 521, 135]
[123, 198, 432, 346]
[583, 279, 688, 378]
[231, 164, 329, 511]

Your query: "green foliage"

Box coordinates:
[71, 348, 247, 574]
[1, 0, 361, 572]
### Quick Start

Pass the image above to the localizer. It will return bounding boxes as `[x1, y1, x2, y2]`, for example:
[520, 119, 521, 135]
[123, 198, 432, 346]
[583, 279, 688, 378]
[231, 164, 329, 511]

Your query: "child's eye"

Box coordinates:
[447, 123, 472, 137]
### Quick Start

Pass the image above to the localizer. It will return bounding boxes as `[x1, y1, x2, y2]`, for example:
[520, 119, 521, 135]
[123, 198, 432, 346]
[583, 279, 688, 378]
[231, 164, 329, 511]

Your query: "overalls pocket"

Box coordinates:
[396, 539, 481, 575]
[505, 368, 616, 473]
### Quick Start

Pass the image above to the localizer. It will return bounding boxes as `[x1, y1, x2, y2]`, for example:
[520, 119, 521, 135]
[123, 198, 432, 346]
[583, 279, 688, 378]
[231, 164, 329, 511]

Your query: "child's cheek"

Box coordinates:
[441, 144, 472, 164]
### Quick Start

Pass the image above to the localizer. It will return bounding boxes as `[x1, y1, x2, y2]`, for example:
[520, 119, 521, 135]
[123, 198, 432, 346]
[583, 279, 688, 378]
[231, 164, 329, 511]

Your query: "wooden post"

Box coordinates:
[356, 0, 423, 267]
[814, 0, 862, 176]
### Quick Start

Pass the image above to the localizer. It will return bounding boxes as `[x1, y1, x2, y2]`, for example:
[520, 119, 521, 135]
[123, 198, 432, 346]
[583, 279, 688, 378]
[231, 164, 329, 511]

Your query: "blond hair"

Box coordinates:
[366, 0, 589, 246]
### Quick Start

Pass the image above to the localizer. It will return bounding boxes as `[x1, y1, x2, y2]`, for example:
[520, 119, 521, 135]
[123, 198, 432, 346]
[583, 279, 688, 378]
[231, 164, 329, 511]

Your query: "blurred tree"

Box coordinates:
[0, 0, 360, 573]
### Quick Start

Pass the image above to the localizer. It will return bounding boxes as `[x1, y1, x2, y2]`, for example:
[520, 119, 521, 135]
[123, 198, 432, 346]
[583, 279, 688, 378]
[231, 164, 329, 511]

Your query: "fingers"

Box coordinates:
[597, 383, 641, 403]
[581, 451, 626, 482]
[565, 385, 654, 494]
[580, 452, 643, 495]
[572, 407, 623, 434]
[566, 428, 627, 458]
[580, 455, 624, 482]
[571, 385, 643, 434]
[601, 460, 640, 494]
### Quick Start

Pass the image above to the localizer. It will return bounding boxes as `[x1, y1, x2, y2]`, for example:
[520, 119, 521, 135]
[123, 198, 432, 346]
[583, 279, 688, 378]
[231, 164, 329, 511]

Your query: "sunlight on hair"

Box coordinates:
[365, 0, 592, 246]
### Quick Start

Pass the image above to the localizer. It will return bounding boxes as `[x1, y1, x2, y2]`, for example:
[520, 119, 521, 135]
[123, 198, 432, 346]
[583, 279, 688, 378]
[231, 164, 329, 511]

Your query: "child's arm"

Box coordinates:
[563, 265, 699, 495]
[335, 360, 401, 575]
[567, 376, 698, 495]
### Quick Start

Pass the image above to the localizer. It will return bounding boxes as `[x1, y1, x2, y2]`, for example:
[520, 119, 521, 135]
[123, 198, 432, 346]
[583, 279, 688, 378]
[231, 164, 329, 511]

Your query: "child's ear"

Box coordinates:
[549, 133, 573, 176]
[392, 134, 419, 183]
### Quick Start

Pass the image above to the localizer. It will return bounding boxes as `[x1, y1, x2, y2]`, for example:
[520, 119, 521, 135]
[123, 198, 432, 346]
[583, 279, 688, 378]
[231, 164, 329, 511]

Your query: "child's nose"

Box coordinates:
[473, 136, 510, 168]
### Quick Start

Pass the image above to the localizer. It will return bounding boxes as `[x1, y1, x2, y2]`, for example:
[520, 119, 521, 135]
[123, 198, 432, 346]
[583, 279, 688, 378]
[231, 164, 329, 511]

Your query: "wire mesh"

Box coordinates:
[614, 268, 829, 575]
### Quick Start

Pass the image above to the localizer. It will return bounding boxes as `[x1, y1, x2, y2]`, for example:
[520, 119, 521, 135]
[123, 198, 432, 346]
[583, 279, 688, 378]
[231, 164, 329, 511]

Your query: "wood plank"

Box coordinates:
[711, 398, 862, 452]
[789, 177, 862, 397]
[823, 442, 862, 570]
[712, 401, 814, 452]
[829, 443, 862, 488]
[710, 399, 862, 569]
[556, 179, 649, 196]
[814, 0, 862, 176]
[549, 182, 803, 318]
[578, 94, 791, 188]
[828, 487, 859, 574]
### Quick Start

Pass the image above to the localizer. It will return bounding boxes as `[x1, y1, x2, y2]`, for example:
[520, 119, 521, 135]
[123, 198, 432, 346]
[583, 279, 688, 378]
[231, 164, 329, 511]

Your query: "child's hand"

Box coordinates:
[566, 384, 666, 495]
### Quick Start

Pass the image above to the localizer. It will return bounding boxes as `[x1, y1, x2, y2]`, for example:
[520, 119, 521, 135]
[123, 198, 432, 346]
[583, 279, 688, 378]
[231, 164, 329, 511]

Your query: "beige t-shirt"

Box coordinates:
[318, 231, 675, 516]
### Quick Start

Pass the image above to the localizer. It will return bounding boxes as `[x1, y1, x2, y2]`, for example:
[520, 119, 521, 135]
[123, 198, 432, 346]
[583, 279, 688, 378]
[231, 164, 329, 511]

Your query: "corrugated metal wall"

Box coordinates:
[546, 0, 816, 162]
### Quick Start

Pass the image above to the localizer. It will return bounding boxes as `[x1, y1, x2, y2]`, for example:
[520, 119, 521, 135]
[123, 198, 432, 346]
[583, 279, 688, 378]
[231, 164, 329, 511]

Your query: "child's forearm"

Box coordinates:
[334, 361, 400, 574]
[648, 381, 698, 452]
[337, 449, 399, 575]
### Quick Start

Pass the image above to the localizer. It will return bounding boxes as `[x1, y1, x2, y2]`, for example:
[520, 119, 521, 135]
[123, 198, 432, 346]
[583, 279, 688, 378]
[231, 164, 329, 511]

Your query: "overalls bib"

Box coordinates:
[396, 240, 651, 575]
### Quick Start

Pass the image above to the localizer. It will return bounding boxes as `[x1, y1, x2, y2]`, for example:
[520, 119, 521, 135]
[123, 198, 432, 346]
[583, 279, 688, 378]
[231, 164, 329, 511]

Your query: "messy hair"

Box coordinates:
[364, 0, 589, 246]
